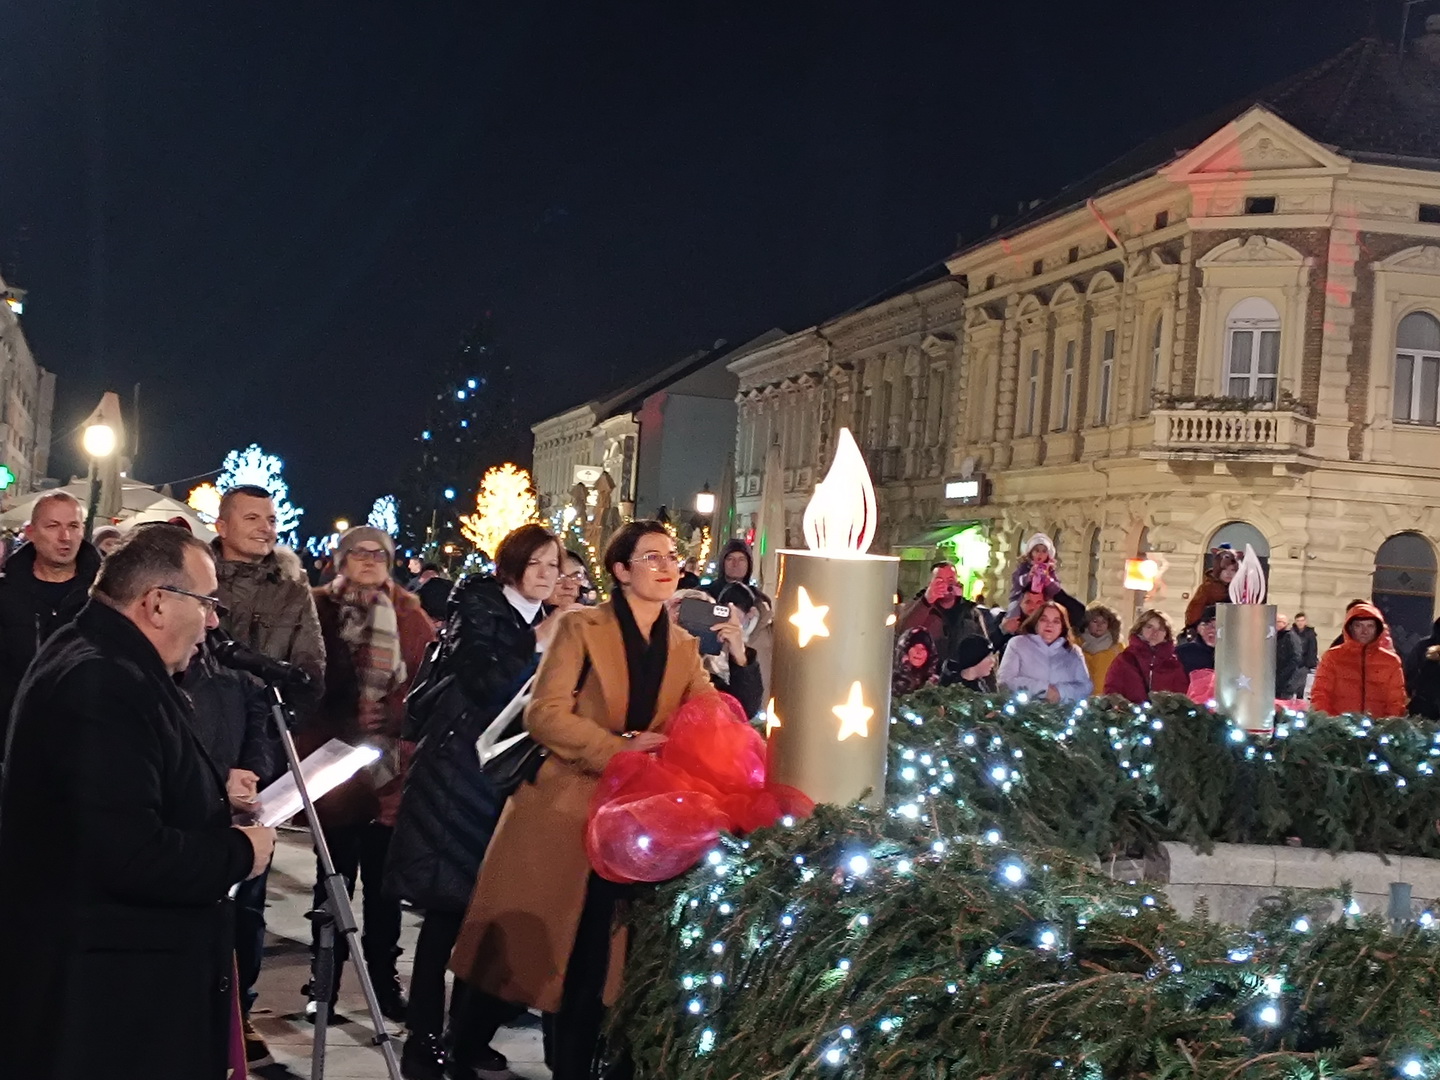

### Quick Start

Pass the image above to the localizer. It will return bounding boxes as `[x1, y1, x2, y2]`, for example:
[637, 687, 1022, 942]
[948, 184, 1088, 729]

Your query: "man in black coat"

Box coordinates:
[0, 524, 274, 1079]
[0, 491, 102, 760]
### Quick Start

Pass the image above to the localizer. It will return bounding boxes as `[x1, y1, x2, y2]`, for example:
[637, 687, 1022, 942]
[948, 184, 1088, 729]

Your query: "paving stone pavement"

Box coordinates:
[245, 829, 548, 1080]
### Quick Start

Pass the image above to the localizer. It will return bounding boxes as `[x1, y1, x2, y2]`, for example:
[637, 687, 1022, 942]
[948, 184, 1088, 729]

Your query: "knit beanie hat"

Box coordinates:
[951, 635, 994, 673]
[1022, 532, 1056, 560]
[335, 525, 395, 567]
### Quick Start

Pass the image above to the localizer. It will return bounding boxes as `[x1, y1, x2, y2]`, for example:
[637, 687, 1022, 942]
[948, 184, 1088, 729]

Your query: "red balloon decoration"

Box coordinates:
[586, 693, 814, 883]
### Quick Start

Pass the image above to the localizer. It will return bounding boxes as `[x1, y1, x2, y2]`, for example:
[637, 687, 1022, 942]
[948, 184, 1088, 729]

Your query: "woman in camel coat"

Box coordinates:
[450, 520, 717, 1078]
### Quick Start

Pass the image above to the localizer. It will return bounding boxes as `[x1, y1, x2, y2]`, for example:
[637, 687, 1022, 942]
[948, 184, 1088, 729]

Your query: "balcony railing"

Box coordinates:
[1148, 407, 1314, 461]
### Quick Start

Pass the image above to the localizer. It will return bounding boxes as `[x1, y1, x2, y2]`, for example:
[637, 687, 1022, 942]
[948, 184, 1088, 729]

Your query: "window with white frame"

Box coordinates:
[1024, 348, 1040, 435]
[1096, 328, 1115, 422]
[1394, 311, 1440, 426]
[1055, 339, 1075, 430]
[1224, 297, 1280, 402]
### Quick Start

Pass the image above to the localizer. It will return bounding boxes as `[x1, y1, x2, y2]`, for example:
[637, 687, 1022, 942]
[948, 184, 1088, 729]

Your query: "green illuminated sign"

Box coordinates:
[0, 466, 16, 491]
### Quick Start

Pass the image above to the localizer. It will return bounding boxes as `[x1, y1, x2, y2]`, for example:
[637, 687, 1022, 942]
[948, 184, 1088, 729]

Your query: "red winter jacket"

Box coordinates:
[1103, 636, 1189, 704]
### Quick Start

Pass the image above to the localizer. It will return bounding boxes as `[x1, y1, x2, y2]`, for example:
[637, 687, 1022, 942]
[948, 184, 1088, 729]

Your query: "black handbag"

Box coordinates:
[478, 653, 590, 798]
[404, 633, 463, 743]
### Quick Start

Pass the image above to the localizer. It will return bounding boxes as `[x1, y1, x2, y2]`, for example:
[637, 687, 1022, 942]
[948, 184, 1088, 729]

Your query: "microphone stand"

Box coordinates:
[264, 681, 403, 1080]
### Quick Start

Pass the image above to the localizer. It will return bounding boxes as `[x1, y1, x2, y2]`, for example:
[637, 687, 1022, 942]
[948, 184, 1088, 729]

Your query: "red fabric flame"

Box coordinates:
[586, 692, 814, 883]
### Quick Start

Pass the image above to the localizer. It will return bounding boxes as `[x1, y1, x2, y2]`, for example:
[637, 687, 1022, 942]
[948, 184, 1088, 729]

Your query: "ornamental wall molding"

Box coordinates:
[1376, 245, 1440, 274]
[1196, 234, 1308, 268]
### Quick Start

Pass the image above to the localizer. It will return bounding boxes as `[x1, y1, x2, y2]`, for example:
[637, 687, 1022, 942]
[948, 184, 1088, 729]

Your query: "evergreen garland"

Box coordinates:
[616, 690, 1440, 1077]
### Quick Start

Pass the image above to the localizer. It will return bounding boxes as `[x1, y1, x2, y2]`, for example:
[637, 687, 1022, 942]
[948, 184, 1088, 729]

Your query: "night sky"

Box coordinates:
[0, 1, 1382, 532]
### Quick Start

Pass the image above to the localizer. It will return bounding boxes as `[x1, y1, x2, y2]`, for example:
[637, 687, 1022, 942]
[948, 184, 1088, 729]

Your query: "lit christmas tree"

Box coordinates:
[367, 494, 400, 537]
[400, 314, 527, 554]
[216, 443, 303, 545]
[460, 464, 539, 558]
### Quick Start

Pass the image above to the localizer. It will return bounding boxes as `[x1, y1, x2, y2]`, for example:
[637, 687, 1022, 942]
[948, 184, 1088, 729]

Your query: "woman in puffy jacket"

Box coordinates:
[996, 600, 1092, 703]
[1310, 601, 1408, 718]
[1104, 609, 1189, 704]
[386, 523, 578, 1079]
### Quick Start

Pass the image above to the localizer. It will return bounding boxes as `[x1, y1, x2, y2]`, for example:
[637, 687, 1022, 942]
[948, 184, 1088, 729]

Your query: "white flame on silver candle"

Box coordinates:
[1228, 544, 1267, 605]
[802, 428, 877, 556]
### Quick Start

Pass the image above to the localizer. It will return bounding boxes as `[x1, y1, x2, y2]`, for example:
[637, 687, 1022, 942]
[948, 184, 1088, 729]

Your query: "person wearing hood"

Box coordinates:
[1176, 606, 1218, 674]
[1310, 602, 1408, 718]
[946, 634, 997, 692]
[706, 539, 764, 606]
[1007, 532, 1062, 618]
[1079, 604, 1124, 691]
[705, 540, 774, 701]
[0, 491, 101, 761]
[1104, 609, 1188, 704]
[996, 600, 1092, 702]
[892, 627, 940, 697]
[1184, 546, 1237, 627]
[91, 524, 124, 556]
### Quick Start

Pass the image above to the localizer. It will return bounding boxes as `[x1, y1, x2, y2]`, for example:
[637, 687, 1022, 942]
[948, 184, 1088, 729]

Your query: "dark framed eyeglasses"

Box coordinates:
[156, 585, 230, 619]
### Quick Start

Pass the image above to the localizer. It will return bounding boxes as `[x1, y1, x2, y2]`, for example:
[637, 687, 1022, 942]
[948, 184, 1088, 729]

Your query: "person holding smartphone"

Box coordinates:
[667, 589, 763, 718]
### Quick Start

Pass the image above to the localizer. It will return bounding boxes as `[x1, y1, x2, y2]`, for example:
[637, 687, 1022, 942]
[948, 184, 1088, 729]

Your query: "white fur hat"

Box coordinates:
[1022, 532, 1056, 560]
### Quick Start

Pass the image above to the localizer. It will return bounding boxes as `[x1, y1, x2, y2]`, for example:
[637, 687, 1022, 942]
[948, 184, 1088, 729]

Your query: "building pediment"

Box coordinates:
[1377, 245, 1440, 274]
[1197, 234, 1308, 268]
[1162, 105, 1349, 182]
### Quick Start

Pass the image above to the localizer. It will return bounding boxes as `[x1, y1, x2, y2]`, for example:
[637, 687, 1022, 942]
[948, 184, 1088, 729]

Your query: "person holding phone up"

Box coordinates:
[668, 589, 763, 718]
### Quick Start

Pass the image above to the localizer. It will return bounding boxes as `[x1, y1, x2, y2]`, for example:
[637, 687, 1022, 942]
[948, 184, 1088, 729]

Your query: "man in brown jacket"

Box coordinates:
[212, 483, 325, 1066]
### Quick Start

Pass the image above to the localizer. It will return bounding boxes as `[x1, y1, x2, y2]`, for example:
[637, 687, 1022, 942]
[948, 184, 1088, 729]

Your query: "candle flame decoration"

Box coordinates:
[802, 428, 877, 555]
[1228, 544, 1267, 605]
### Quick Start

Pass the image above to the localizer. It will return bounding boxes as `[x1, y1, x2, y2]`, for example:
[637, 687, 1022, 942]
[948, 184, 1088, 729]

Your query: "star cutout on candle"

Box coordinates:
[1267, 625, 1276, 638]
[833, 681, 874, 742]
[1237, 674, 1252, 691]
[789, 585, 831, 648]
[765, 698, 782, 737]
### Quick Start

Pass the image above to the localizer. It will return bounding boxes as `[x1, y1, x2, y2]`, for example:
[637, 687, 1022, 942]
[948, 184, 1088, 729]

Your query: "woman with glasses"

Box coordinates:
[547, 549, 593, 609]
[387, 523, 578, 1080]
[450, 520, 718, 1079]
[297, 526, 435, 1023]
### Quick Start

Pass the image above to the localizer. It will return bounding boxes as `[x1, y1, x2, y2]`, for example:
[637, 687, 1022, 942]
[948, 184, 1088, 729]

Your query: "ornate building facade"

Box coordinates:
[732, 36, 1440, 649]
[0, 276, 55, 500]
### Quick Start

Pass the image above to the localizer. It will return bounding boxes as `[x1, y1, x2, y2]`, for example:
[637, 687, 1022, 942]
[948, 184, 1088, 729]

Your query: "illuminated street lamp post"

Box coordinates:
[82, 421, 117, 544]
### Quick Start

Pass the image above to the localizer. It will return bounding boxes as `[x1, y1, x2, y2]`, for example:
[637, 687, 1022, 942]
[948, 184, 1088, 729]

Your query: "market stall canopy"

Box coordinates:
[1, 478, 217, 540]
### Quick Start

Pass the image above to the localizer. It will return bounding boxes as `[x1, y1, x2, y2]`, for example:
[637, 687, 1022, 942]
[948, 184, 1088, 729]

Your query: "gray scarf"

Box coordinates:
[1081, 630, 1115, 654]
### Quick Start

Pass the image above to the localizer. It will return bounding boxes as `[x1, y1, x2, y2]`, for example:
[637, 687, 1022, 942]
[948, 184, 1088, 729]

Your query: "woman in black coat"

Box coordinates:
[386, 524, 573, 1080]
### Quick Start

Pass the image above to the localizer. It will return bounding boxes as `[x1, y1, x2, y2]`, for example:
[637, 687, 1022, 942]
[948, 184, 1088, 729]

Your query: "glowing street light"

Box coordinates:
[334, 518, 351, 534]
[83, 422, 116, 460]
[694, 483, 716, 516]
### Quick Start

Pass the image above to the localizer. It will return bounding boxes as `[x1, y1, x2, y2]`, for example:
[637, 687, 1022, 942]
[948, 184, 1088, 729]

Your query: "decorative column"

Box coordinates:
[767, 428, 899, 808]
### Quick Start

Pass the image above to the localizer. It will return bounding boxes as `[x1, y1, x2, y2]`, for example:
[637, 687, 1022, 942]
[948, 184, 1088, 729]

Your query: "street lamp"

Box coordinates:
[82, 421, 117, 543]
[694, 483, 715, 517]
[334, 518, 351, 534]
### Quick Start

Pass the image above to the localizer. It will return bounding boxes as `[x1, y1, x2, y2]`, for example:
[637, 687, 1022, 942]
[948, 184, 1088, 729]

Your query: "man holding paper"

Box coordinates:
[0, 524, 275, 1079]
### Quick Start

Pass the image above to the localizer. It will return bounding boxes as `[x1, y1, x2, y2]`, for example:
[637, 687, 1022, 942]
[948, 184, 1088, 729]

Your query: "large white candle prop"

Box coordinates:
[1215, 544, 1277, 734]
[767, 429, 899, 807]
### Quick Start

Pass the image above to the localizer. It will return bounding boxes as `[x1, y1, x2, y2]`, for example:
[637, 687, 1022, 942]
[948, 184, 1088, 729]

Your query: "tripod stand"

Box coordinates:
[265, 682, 403, 1080]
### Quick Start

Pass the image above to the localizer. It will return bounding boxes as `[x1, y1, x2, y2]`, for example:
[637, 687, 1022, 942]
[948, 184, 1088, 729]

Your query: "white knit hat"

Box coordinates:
[1022, 532, 1056, 560]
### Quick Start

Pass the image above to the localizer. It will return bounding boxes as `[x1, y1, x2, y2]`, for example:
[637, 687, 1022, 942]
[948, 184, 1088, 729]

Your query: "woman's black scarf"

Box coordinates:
[611, 588, 669, 733]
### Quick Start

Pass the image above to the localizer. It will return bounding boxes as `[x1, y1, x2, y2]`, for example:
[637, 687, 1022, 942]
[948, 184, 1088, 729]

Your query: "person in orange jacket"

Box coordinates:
[1309, 601, 1408, 718]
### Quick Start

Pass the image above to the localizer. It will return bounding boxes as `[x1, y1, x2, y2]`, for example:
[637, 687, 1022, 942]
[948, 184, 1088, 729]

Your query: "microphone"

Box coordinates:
[209, 631, 314, 688]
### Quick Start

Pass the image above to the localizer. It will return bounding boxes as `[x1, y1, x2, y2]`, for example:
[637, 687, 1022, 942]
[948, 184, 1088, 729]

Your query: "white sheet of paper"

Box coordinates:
[253, 739, 382, 827]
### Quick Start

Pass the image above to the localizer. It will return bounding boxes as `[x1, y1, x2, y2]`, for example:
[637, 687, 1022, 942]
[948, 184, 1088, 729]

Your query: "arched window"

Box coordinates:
[1373, 532, 1437, 660]
[1224, 297, 1280, 402]
[1393, 311, 1440, 425]
[1205, 521, 1270, 584]
[1086, 526, 1101, 603]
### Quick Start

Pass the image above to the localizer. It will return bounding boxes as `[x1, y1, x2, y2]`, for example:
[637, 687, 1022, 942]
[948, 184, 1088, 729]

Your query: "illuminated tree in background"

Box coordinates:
[367, 494, 400, 537]
[460, 464, 538, 558]
[187, 482, 221, 524]
[400, 314, 527, 554]
[217, 443, 303, 545]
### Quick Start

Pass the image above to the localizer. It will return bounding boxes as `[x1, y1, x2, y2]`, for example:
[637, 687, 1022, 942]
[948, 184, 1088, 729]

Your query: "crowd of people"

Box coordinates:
[4, 480, 1440, 1080]
[890, 541, 1440, 724]
[0, 484, 774, 1079]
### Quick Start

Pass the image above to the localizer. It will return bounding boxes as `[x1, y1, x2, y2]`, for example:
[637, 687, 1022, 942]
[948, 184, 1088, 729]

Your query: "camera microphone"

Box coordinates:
[209, 631, 313, 688]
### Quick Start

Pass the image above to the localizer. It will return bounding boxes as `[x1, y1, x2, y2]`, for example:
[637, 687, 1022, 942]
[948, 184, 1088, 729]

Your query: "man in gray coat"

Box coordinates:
[211, 483, 325, 1064]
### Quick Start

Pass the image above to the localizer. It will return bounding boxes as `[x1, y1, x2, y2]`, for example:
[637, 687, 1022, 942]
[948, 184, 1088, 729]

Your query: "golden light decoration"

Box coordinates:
[788, 585, 831, 647]
[459, 463, 540, 557]
[832, 681, 874, 742]
[1123, 557, 1160, 592]
[187, 483, 222, 524]
[764, 697, 781, 737]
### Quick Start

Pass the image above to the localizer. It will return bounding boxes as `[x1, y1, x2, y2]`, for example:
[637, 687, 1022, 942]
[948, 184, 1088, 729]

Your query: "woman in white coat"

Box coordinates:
[997, 600, 1093, 703]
